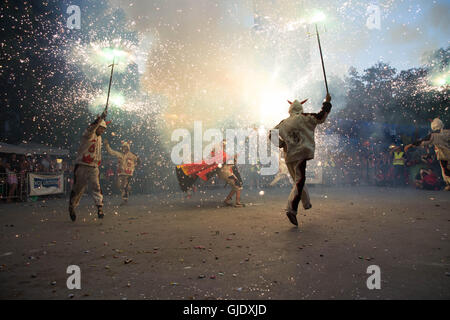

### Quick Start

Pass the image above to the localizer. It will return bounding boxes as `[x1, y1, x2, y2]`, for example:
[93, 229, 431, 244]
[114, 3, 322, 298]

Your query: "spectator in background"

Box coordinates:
[35, 156, 44, 172]
[19, 155, 28, 173]
[18, 155, 29, 195]
[375, 168, 386, 186]
[0, 158, 7, 199]
[415, 168, 439, 190]
[25, 154, 34, 172]
[390, 146, 407, 187]
[10, 154, 20, 173]
[50, 157, 56, 172]
[41, 154, 50, 172]
[6, 160, 18, 202]
[367, 153, 376, 185]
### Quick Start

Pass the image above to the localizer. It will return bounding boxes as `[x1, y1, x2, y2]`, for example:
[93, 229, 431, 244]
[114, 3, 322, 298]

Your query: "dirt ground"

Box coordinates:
[0, 186, 449, 300]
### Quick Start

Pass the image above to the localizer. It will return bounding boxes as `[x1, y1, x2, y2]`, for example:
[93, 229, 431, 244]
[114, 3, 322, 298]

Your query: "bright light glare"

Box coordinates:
[259, 89, 291, 125]
[432, 72, 449, 87]
[110, 94, 125, 107]
[89, 92, 126, 114]
[100, 48, 128, 61]
[436, 77, 446, 86]
[310, 11, 326, 23]
[96, 47, 129, 64]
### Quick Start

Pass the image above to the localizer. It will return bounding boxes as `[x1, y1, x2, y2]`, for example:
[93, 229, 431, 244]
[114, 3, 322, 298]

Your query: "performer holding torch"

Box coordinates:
[269, 96, 331, 226]
[69, 111, 109, 221]
[268, 20, 332, 226]
[103, 139, 140, 204]
[68, 58, 116, 221]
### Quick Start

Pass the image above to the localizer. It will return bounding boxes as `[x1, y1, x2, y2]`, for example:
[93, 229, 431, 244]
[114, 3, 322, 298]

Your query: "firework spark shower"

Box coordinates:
[0, 0, 449, 307]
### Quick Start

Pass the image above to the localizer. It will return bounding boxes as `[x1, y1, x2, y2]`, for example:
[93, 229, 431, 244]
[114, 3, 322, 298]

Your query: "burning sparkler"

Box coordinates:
[311, 11, 329, 95]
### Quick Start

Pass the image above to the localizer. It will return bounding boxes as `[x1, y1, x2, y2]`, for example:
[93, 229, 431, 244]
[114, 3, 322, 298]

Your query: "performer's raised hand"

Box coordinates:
[325, 93, 331, 103]
[101, 110, 108, 119]
[404, 144, 413, 152]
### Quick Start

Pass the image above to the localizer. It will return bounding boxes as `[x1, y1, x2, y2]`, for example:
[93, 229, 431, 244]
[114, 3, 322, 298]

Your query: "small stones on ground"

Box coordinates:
[198, 274, 205, 279]
[124, 258, 133, 264]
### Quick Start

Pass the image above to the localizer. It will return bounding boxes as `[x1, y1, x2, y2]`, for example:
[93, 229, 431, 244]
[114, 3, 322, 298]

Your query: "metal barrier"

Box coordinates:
[27, 171, 71, 199]
[0, 171, 74, 203]
[0, 172, 28, 202]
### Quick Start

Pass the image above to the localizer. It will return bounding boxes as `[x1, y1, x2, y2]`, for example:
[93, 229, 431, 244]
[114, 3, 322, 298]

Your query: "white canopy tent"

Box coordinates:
[0, 142, 69, 156]
[0, 142, 27, 154]
[18, 143, 69, 156]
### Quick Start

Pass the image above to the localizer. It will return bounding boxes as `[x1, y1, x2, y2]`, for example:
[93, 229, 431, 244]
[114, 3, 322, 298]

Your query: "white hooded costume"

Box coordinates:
[413, 118, 450, 188]
[270, 98, 331, 224]
[70, 117, 108, 212]
[105, 141, 140, 201]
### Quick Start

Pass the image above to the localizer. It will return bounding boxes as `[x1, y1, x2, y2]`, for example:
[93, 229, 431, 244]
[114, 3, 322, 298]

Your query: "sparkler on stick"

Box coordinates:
[310, 11, 329, 95]
[104, 57, 116, 113]
[315, 23, 329, 95]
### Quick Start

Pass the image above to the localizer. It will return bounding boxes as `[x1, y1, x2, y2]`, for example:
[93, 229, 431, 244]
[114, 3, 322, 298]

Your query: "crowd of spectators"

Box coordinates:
[321, 144, 445, 190]
[1, 140, 447, 203]
[0, 153, 72, 202]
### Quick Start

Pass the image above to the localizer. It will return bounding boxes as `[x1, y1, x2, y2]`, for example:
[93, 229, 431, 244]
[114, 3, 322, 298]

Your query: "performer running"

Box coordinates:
[219, 153, 244, 207]
[104, 139, 140, 204]
[270, 153, 312, 210]
[269, 94, 332, 226]
[175, 140, 243, 207]
[69, 111, 109, 221]
[405, 118, 450, 191]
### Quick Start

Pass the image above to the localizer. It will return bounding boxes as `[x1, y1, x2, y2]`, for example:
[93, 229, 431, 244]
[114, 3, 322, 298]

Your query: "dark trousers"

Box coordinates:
[394, 165, 405, 187]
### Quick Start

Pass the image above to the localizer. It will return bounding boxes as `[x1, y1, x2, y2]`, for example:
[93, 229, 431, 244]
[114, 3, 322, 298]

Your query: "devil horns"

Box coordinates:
[287, 99, 308, 105]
